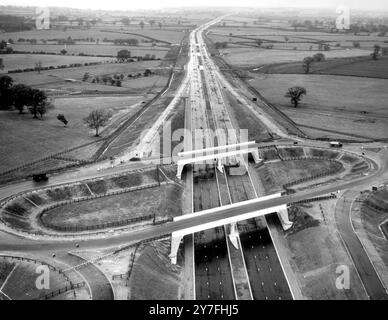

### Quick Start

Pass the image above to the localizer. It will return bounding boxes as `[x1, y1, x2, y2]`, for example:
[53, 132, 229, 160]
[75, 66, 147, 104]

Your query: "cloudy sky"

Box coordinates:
[1, 0, 387, 11]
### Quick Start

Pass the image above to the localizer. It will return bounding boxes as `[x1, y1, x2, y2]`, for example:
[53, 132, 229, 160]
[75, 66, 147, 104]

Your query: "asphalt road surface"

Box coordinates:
[239, 217, 292, 300]
[335, 191, 388, 300]
[194, 228, 235, 300]
[59, 253, 114, 300]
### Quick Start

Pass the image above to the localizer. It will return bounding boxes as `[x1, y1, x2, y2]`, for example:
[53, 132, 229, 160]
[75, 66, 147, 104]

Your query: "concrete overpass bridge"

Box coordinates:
[176, 141, 262, 179]
[170, 193, 293, 264]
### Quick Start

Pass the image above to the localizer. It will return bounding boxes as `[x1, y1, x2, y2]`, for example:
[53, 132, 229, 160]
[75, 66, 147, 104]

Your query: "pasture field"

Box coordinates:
[208, 21, 388, 68]
[9, 44, 170, 59]
[249, 74, 388, 140]
[219, 47, 371, 67]
[5, 60, 162, 86]
[0, 54, 113, 72]
[0, 95, 144, 172]
[0, 27, 188, 45]
[257, 56, 388, 79]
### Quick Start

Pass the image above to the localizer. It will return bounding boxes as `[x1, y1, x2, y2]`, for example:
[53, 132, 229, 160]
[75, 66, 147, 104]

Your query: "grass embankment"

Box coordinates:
[129, 241, 182, 300]
[40, 184, 182, 229]
[256, 159, 340, 194]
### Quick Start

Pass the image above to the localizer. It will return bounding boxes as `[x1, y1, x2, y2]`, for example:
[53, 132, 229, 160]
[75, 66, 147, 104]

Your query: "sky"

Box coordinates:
[1, 0, 387, 11]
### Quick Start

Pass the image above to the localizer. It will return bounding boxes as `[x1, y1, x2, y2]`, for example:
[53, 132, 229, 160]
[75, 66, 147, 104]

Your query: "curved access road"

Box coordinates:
[335, 190, 388, 300]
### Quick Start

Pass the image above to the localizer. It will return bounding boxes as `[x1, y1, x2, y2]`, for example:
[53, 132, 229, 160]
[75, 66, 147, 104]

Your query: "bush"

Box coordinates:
[87, 180, 107, 195]
[112, 173, 142, 188]
[46, 187, 72, 201]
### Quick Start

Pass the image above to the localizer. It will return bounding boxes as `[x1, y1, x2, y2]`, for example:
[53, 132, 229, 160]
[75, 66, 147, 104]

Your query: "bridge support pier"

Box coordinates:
[217, 159, 224, 174]
[176, 163, 184, 180]
[252, 150, 262, 164]
[277, 207, 293, 231]
[170, 232, 184, 265]
[228, 223, 239, 249]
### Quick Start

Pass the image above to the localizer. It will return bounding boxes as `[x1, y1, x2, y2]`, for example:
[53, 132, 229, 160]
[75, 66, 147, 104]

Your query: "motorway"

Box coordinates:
[1, 15, 388, 300]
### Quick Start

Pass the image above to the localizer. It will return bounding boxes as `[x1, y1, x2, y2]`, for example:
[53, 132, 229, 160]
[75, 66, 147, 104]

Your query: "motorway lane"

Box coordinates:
[193, 167, 235, 300]
[195, 228, 235, 300]
[335, 191, 388, 300]
[239, 219, 292, 300]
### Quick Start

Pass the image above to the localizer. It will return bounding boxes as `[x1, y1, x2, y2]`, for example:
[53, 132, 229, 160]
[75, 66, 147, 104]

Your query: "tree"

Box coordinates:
[117, 49, 131, 62]
[0, 75, 13, 110]
[371, 44, 381, 60]
[158, 22, 162, 29]
[60, 49, 67, 55]
[57, 114, 68, 126]
[149, 20, 155, 27]
[82, 72, 90, 81]
[256, 39, 263, 47]
[0, 58, 4, 70]
[313, 53, 325, 62]
[302, 57, 314, 74]
[121, 17, 130, 26]
[0, 75, 13, 92]
[139, 21, 145, 29]
[27, 89, 49, 119]
[83, 110, 112, 137]
[36, 101, 54, 119]
[284, 36, 289, 46]
[285, 87, 307, 108]
[382, 47, 388, 56]
[35, 61, 42, 74]
[11, 84, 31, 114]
[353, 41, 361, 48]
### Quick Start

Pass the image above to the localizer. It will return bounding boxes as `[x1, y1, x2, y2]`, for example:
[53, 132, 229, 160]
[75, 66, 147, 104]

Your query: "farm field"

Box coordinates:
[249, 74, 388, 140]
[9, 44, 170, 59]
[0, 95, 144, 172]
[219, 47, 371, 67]
[257, 56, 388, 79]
[0, 27, 189, 45]
[0, 54, 113, 72]
[3, 60, 162, 86]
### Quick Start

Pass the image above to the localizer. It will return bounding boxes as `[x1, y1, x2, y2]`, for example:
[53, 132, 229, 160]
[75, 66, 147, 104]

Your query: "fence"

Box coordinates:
[0, 254, 72, 283]
[291, 194, 337, 205]
[38, 282, 86, 300]
[38, 182, 161, 230]
[0, 138, 105, 178]
[44, 214, 155, 232]
[283, 159, 344, 188]
[112, 243, 140, 282]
